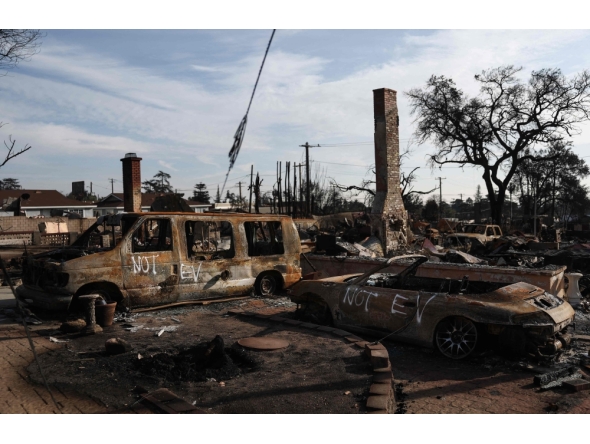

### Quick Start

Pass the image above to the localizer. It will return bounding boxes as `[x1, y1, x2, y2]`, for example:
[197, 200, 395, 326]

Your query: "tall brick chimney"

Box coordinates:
[370, 88, 408, 255]
[121, 153, 142, 213]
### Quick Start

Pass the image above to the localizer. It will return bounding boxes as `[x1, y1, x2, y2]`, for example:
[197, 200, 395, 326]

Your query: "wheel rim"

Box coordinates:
[435, 317, 478, 359]
[260, 276, 276, 295]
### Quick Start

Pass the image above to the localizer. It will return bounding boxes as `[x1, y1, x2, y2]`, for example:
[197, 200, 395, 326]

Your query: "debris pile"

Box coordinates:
[134, 335, 261, 382]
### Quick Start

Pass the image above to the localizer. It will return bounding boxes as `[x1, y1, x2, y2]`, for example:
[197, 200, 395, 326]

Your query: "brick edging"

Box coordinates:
[229, 309, 396, 414]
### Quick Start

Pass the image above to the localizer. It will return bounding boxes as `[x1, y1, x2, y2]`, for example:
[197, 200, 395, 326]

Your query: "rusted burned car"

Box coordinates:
[289, 255, 574, 359]
[445, 224, 502, 249]
[17, 212, 301, 311]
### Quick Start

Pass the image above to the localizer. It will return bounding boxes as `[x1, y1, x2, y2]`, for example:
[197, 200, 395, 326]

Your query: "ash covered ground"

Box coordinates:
[27, 298, 373, 413]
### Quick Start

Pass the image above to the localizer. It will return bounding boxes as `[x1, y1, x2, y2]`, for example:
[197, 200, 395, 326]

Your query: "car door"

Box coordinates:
[120, 217, 179, 307]
[177, 218, 250, 300]
[336, 275, 415, 332]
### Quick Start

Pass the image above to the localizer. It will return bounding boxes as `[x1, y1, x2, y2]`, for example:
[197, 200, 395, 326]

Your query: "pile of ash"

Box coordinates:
[134, 335, 261, 382]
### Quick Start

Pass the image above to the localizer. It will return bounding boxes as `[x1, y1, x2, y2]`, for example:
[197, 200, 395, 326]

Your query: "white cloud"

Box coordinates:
[191, 65, 220, 72]
[158, 160, 177, 171]
[2, 30, 590, 197]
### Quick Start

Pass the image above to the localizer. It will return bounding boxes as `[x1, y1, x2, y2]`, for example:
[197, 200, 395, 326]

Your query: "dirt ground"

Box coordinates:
[25, 298, 373, 414]
[388, 307, 590, 414]
[3, 295, 590, 414]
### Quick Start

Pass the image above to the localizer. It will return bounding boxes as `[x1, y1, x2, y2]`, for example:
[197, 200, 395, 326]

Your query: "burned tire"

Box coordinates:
[434, 316, 478, 359]
[254, 272, 282, 297]
[298, 300, 333, 325]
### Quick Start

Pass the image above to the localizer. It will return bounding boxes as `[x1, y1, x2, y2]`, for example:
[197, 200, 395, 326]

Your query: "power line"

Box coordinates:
[221, 29, 276, 197]
[313, 160, 373, 167]
[317, 139, 411, 147]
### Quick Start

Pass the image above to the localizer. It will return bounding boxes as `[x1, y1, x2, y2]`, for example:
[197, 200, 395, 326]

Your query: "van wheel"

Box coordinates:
[74, 284, 121, 309]
[255, 272, 281, 296]
[87, 288, 115, 303]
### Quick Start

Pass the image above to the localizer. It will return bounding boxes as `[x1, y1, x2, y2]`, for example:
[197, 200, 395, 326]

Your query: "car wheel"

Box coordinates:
[298, 300, 333, 325]
[255, 272, 280, 296]
[435, 316, 478, 359]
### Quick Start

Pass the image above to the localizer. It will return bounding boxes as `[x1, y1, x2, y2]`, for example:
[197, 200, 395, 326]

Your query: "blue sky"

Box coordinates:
[1, 28, 590, 202]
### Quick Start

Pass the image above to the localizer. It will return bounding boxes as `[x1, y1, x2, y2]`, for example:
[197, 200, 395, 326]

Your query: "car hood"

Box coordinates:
[480, 282, 545, 302]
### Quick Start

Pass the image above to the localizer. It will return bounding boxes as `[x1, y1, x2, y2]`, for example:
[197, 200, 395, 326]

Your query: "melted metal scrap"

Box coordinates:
[534, 366, 583, 389]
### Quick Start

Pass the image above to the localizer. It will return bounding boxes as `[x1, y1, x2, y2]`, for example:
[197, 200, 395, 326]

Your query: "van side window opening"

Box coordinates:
[132, 218, 173, 253]
[244, 221, 284, 256]
[185, 220, 235, 260]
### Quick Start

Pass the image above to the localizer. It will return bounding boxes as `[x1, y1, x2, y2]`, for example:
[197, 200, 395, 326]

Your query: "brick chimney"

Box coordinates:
[121, 153, 142, 213]
[370, 88, 408, 254]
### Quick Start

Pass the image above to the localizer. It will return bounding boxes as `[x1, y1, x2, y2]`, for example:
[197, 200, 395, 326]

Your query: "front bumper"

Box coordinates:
[16, 285, 73, 312]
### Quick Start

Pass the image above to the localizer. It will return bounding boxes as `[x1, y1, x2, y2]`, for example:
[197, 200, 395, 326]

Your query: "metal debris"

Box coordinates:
[533, 366, 583, 389]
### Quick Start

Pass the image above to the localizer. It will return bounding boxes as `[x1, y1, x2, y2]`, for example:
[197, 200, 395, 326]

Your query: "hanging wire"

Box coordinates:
[220, 29, 276, 197]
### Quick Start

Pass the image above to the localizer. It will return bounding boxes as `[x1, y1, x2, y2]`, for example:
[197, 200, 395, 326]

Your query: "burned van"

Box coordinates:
[17, 213, 302, 311]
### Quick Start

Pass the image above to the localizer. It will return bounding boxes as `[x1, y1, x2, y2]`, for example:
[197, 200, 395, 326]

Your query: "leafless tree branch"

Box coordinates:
[0, 29, 43, 74]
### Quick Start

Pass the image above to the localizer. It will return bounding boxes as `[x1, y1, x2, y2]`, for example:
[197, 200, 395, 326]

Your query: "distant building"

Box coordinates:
[0, 190, 96, 218]
[95, 193, 211, 216]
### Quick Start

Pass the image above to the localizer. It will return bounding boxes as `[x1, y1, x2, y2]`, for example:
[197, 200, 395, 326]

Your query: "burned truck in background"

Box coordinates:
[17, 213, 302, 311]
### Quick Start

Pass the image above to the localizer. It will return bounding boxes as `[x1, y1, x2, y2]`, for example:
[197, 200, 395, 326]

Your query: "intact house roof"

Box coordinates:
[0, 190, 95, 210]
[96, 193, 211, 210]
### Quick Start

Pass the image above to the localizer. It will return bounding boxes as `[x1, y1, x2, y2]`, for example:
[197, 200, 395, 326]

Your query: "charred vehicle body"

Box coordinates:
[18, 213, 302, 311]
[289, 255, 574, 359]
[445, 224, 502, 250]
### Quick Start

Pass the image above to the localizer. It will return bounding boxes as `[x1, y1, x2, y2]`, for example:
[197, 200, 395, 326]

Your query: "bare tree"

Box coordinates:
[0, 30, 43, 167]
[407, 66, 590, 224]
[332, 144, 436, 208]
[0, 29, 43, 74]
[0, 123, 31, 167]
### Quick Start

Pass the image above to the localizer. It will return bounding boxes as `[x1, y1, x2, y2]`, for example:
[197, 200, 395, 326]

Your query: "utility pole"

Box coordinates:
[293, 162, 298, 219]
[298, 163, 303, 215]
[90, 182, 93, 196]
[249, 165, 254, 213]
[236, 181, 243, 209]
[277, 161, 283, 214]
[300, 142, 320, 218]
[108, 178, 115, 194]
[436, 177, 446, 222]
[332, 185, 337, 215]
[533, 178, 537, 238]
[285, 161, 291, 217]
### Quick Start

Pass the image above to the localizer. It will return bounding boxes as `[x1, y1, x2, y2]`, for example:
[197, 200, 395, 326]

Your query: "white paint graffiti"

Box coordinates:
[392, 293, 437, 323]
[132, 255, 159, 275]
[180, 262, 202, 283]
[343, 287, 379, 312]
[343, 286, 437, 324]
[415, 294, 437, 324]
[390, 294, 408, 315]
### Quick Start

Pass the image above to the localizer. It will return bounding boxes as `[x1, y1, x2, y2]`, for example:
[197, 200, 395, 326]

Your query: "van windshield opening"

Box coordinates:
[73, 215, 139, 250]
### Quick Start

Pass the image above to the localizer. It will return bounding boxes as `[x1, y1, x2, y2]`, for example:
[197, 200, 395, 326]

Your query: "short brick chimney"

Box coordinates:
[370, 88, 408, 254]
[121, 153, 142, 213]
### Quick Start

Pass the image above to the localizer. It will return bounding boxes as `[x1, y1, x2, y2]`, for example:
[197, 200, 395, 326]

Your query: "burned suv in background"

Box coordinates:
[18, 212, 302, 311]
[289, 255, 574, 359]
[445, 224, 503, 251]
